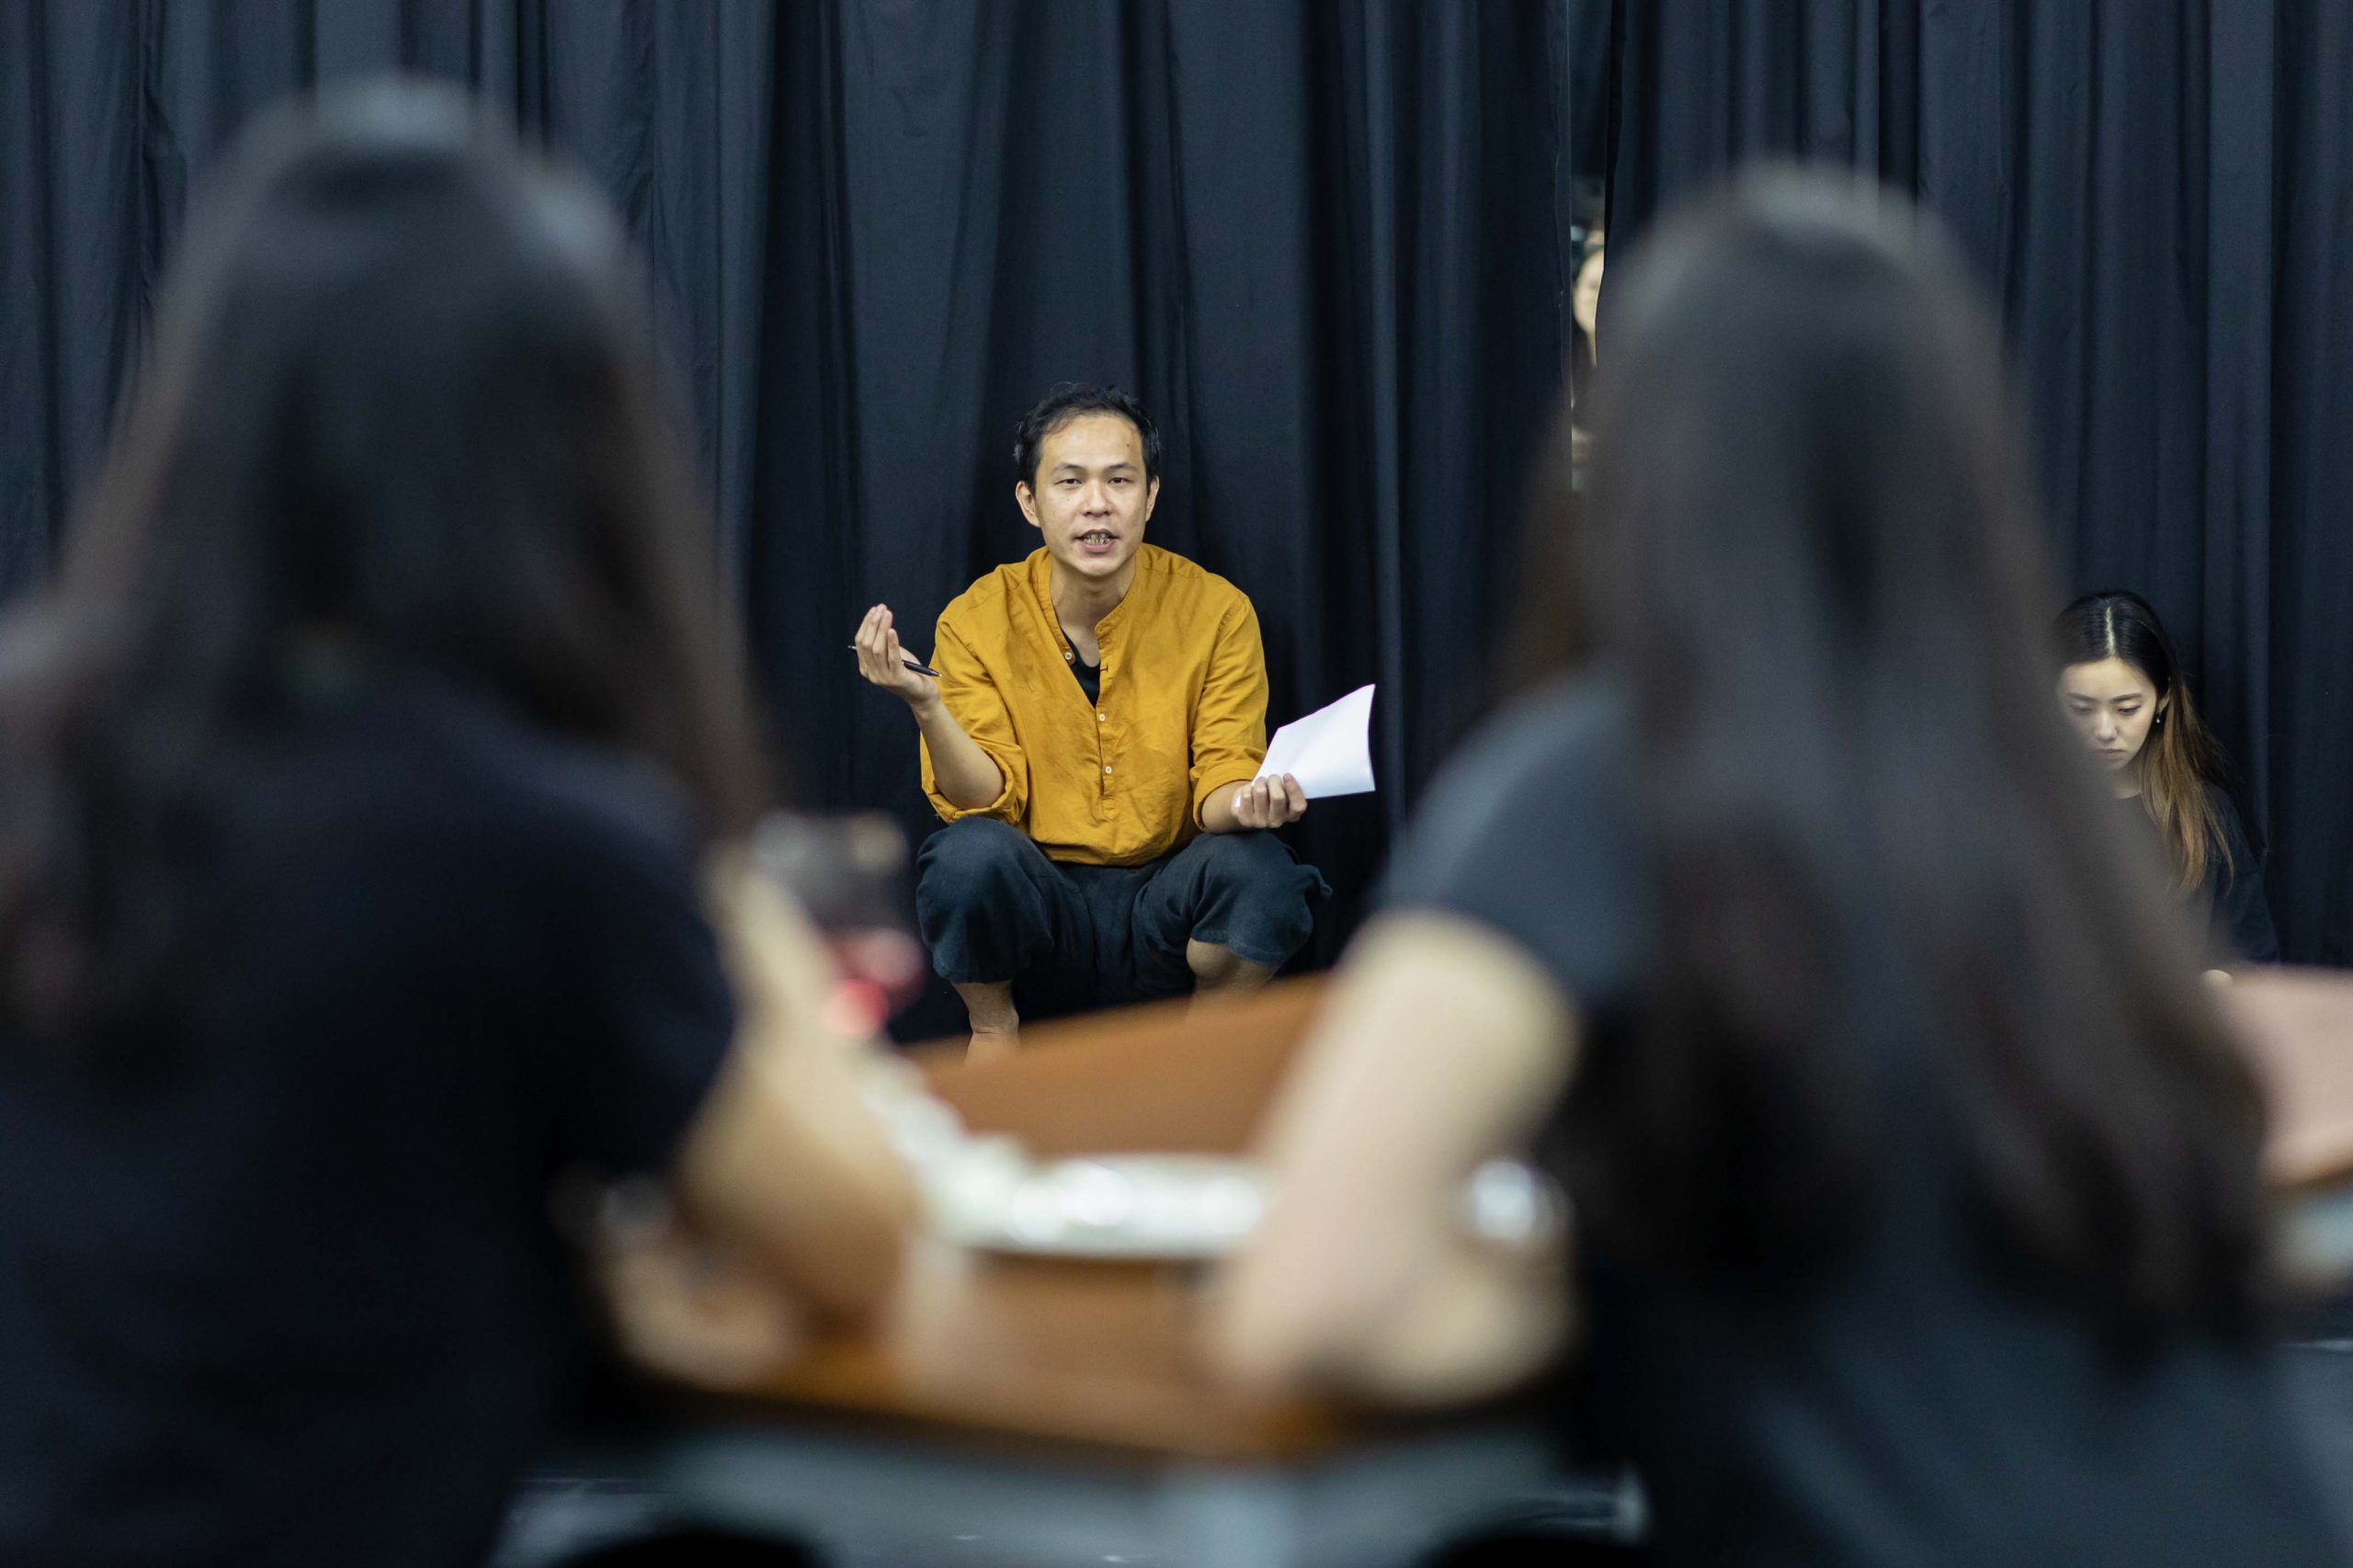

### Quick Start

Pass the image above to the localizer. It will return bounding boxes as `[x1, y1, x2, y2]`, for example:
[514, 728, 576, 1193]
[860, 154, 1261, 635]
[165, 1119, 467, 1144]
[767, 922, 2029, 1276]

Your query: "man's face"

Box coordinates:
[1016, 412, 1159, 585]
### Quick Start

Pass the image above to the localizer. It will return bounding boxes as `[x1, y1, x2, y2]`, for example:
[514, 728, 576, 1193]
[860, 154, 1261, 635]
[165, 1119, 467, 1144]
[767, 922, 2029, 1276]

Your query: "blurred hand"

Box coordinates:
[595, 1190, 806, 1391]
[853, 605, 939, 709]
[1231, 774, 1308, 830]
[709, 853, 830, 1032]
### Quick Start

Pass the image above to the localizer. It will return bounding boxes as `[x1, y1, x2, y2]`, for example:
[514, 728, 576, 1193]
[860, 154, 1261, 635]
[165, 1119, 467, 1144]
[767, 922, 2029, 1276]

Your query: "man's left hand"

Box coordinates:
[1231, 774, 1308, 830]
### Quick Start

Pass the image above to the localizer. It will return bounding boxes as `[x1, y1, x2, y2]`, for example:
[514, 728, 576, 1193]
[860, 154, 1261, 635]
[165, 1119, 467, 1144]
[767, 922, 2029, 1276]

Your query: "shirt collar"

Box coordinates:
[1028, 546, 1146, 651]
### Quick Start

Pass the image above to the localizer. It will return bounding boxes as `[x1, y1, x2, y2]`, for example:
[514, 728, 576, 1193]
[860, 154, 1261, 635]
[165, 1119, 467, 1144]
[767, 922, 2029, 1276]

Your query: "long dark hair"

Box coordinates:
[0, 84, 767, 1053]
[2053, 590, 2233, 892]
[1553, 175, 2268, 1334]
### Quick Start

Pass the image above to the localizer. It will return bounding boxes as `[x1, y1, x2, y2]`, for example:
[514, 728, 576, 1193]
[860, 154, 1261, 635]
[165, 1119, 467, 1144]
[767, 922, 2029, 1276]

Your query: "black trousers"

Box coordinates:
[914, 817, 1324, 1017]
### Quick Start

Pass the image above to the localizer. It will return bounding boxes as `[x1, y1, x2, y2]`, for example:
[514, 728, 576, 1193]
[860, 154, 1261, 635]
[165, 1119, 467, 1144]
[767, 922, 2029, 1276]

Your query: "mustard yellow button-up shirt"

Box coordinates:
[919, 546, 1269, 867]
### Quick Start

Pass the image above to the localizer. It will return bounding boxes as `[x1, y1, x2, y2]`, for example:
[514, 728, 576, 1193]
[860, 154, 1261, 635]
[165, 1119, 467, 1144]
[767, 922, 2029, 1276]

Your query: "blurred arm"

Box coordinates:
[666, 860, 920, 1325]
[1211, 913, 1579, 1405]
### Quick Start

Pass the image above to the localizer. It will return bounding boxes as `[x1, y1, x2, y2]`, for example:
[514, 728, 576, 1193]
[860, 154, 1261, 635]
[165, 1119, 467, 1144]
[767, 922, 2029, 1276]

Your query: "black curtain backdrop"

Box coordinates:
[0, 1, 1573, 1022]
[1607, 0, 2353, 966]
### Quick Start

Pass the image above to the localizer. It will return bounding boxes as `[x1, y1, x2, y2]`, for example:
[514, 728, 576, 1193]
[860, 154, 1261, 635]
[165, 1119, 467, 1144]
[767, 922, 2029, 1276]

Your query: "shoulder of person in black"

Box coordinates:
[0, 670, 739, 1568]
[2109, 783, 2279, 966]
[1379, 674, 1649, 1016]
[1374, 672, 2345, 1568]
[236, 667, 745, 1190]
[2200, 783, 2279, 963]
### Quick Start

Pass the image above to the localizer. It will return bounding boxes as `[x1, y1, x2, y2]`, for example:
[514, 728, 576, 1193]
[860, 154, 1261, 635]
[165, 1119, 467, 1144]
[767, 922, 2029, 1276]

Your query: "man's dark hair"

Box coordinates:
[1012, 383, 1160, 490]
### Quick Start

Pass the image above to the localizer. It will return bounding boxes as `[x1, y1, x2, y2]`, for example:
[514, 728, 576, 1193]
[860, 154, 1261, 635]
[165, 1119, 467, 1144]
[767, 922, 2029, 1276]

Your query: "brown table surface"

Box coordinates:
[2228, 966, 2353, 1192]
[721, 980, 1358, 1463]
[714, 966, 2353, 1463]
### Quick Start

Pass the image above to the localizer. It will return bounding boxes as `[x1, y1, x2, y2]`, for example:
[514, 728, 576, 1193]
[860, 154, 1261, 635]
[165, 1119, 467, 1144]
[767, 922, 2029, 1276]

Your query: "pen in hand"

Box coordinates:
[847, 645, 940, 678]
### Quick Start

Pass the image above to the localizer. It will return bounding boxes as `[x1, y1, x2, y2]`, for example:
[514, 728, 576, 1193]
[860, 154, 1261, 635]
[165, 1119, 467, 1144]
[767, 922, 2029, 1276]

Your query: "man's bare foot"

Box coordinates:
[966, 1027, 1019, 1064]
[952, 980, 1019, 1062]
[1188, 938, 1276, 1001]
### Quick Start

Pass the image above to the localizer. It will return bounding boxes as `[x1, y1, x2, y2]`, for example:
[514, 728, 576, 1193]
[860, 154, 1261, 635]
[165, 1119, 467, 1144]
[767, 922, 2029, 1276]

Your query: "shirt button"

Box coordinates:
[1064, 649, 1074, 662]
[1103, 766, 1113, 775]
[1097, 711, 1106, 722]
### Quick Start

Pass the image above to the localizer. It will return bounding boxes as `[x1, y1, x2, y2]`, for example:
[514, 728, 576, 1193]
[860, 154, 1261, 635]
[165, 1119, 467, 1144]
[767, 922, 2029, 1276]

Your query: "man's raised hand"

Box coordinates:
[852, 606, 939, 708]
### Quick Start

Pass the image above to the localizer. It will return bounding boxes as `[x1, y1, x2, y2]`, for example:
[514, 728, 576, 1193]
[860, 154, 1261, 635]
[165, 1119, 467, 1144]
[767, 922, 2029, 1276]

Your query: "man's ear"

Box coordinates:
[1015, 482, 1040, 530]
[1142, 475, 1161, 522]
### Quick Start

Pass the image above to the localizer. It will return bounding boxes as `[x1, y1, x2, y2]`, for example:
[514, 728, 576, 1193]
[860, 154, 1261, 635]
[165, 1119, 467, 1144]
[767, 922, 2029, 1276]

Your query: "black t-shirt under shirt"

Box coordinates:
[0, 676, 736, 1568]
[1383, 675, 2345, 1568]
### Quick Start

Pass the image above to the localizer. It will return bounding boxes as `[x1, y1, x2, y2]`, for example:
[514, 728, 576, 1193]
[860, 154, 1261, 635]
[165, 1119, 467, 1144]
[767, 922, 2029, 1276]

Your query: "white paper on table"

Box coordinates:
[1253, 683, 1376, 799]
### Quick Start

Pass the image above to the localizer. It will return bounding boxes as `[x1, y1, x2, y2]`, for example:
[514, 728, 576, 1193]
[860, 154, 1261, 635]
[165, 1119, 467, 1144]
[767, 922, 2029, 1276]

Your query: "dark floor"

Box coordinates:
[498, 1339, 2353, 1568]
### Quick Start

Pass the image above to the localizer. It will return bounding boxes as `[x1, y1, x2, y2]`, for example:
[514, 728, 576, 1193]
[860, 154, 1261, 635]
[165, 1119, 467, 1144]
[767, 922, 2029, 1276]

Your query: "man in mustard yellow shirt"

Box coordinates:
[852, 385, 1324, 1055]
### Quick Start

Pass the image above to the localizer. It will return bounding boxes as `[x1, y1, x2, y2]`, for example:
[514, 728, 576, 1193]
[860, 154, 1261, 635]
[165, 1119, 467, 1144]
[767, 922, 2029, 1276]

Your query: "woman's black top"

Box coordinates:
[2114, 786, 2280, 964]
[0, 676, 737, 1568]
[1384, 675, 2345, 1568]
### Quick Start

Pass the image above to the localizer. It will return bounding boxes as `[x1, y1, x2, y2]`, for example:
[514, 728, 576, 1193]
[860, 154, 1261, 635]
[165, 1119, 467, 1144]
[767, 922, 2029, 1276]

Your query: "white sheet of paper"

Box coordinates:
[1254, 683, 1376, 799]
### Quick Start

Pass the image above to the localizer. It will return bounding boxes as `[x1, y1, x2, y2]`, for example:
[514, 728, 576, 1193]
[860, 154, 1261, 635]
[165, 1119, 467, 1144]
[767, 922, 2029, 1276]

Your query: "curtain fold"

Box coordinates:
[0, 0, 143, 593]
[2270, 0, 2353, 960]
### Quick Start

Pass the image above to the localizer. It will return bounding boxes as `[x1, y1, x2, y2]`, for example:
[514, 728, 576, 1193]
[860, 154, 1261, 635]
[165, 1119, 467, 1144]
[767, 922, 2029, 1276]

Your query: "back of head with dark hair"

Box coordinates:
[1011, 384, 1161, 492]
[0, 82, 767, 1058]
[2052, 589, 2233, 892]
[1549, 173, 2268, 1335]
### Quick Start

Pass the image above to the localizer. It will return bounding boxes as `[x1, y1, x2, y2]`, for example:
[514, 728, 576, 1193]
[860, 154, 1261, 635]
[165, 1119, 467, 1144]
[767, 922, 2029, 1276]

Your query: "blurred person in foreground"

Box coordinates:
[0, 86, 915, 1568]
[1213, 175, 2347, 1566]
[2054, 588, 2279, 969]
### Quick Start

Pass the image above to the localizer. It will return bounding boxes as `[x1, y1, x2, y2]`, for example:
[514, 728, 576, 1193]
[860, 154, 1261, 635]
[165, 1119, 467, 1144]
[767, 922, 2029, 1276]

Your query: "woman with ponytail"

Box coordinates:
[2053, 590, 2279, 965]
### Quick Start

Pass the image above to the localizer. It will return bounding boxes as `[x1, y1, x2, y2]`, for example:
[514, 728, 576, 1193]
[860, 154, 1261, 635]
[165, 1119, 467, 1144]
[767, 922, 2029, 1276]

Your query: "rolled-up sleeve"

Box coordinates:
[921, 620, 1029, 826]
[1189, 599, 1272, 830]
